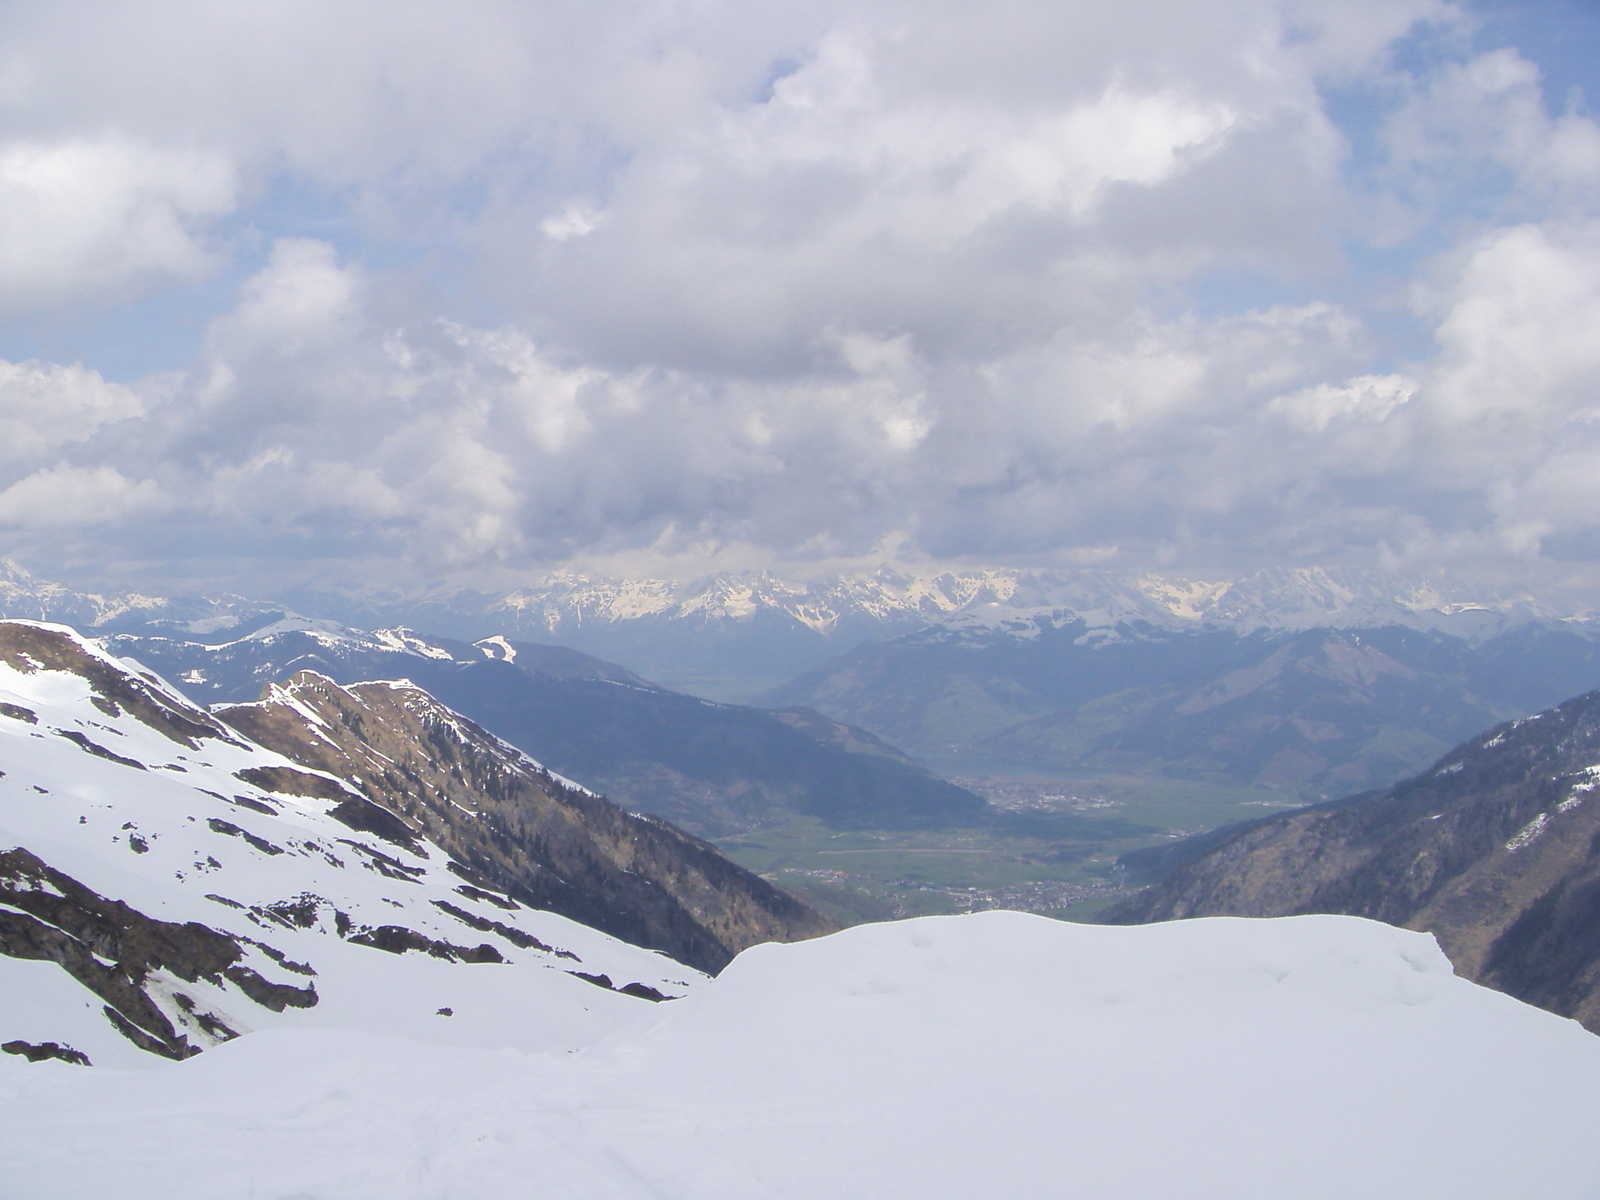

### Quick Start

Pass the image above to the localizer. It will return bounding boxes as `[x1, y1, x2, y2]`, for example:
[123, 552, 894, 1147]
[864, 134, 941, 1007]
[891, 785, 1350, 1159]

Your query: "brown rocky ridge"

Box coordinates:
[215, 671, 834, 974]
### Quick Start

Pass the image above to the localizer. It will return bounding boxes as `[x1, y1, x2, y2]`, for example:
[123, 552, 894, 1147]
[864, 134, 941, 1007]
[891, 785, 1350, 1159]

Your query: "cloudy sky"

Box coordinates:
[0, 0, 1598, 595]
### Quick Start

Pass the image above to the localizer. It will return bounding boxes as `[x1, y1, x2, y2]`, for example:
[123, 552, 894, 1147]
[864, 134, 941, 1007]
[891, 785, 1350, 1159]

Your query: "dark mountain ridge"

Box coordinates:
[764, 613, 1600, 801]
[1103, 688, 1600, 1031]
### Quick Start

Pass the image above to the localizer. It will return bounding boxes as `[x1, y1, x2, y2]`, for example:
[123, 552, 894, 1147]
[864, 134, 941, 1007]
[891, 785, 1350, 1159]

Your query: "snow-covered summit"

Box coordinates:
[203, 616, 458, 662]
[481, 564, 1557, 636]
[912, 565, 1568, 646]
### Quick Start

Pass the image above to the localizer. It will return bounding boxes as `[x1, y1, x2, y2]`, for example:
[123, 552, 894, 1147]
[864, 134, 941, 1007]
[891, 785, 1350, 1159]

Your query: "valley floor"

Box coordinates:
[716, 772, 1307, 925]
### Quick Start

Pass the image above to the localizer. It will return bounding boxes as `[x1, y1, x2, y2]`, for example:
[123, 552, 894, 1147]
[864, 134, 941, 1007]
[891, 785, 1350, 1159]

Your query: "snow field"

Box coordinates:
[2, 911, 1598, 1200]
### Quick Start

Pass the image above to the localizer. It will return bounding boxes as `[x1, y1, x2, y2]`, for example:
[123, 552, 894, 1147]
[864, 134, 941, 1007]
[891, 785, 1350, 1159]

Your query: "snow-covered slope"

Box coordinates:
[2, 911, 1597, 1199]
[0, 622, 698, 1070]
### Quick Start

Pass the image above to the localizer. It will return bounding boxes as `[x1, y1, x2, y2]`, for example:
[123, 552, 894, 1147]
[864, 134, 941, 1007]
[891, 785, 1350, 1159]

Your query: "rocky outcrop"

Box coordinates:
[2, 1039, 91, 1066]
[217, 672, 834, 973]
[1104, 689, 1600, 1032]
[0, 847, 313, 1059]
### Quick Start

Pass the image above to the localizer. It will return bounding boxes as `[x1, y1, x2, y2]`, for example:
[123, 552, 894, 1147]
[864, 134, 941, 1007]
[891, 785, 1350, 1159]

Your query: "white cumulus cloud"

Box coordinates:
[0, 465, 166, 528]
[0, 137, 235, 309]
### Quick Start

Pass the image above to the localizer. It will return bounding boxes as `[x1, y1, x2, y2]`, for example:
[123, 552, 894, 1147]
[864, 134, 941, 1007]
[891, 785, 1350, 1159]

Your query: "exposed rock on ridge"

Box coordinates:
[216, 672, 833, 973]
[1104, 688, 1600, 1031]
[0, 620, 727, 1064]
[0, 845, 311, 1060]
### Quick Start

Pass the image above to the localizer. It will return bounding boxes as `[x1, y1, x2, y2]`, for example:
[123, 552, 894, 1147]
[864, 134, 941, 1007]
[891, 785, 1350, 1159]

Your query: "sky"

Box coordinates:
[1, 0, 1599, 597]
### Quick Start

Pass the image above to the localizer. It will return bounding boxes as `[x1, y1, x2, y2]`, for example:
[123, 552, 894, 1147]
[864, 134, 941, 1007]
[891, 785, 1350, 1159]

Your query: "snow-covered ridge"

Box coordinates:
[206, 617, 454, 660]
[0, 622, 697, 1070]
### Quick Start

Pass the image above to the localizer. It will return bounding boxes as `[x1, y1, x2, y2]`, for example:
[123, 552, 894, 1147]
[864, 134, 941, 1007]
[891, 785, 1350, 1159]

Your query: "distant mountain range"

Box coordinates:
[3, 558, 1579, 701]
[10, 557, 1600, 806]
[1104, 685, 1600, 1034]
[765, 603, 1600, 802]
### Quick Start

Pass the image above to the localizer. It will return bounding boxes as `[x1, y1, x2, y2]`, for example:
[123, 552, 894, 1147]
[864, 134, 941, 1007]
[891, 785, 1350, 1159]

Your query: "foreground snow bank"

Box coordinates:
[4, 912, 1598, 1199]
